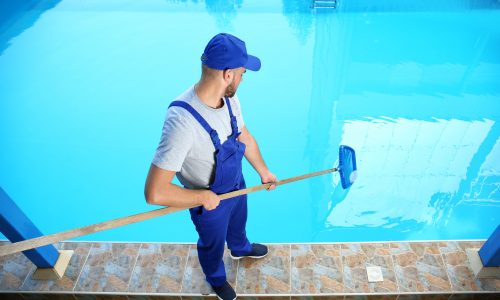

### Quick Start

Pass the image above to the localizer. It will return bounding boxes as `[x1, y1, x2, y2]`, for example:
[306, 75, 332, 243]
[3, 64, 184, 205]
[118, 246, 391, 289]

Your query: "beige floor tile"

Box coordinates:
[0, 241, 34, 291]
[342, 243, 398, 294]
[180, 246, 237, 295]
[21, 242, 92, 292]
[391, 242, 451, 293]
[236, 244, 290, 294]
[74, 243, 140, 293]
[439, 241, 499, 292]
[128, 244, 190, 293]
[291, 244, 344, 294]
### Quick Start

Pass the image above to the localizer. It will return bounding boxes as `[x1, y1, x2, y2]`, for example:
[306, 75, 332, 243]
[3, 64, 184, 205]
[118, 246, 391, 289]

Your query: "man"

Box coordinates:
[144, 33, 277, 300]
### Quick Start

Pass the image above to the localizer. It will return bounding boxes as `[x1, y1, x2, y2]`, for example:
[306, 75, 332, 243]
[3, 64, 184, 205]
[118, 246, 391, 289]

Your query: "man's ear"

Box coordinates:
[223, 69, 234, 83]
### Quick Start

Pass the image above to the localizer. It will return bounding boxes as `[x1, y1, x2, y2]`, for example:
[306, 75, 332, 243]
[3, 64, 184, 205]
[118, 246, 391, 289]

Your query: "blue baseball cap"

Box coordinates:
[201, 33, 261, 71]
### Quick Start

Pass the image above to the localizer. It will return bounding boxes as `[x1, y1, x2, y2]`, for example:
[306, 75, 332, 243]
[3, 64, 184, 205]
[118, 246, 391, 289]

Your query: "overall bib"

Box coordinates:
[169, 97, 252, 286]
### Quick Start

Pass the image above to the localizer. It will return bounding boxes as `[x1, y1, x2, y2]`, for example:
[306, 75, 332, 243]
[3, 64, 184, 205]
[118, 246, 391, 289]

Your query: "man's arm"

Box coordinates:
[238, 126, 277, 190]
[144, 164, 220, 210]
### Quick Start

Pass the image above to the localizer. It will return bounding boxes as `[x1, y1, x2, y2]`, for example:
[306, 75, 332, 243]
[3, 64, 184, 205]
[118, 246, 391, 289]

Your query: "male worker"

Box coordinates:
[144, 33, 277, 300]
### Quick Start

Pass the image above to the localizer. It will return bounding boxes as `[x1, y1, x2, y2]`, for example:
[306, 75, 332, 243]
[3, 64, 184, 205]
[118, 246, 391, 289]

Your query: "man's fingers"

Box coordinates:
[266, 182, 277, 191]
[204, 201, 219, 211]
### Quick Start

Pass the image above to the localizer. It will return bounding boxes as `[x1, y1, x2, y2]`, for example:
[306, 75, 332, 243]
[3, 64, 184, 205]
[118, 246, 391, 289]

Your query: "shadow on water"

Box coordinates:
[0, 0, 61, 56]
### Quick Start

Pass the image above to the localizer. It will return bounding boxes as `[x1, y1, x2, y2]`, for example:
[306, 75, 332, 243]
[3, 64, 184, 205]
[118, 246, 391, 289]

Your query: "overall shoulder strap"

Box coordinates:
[169, 101, 221, 148]
[224, 97, 239, 133]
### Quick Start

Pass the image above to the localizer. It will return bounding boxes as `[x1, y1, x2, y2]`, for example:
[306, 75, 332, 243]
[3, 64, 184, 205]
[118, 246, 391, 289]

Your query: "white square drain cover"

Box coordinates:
[366, 266, 384, 282]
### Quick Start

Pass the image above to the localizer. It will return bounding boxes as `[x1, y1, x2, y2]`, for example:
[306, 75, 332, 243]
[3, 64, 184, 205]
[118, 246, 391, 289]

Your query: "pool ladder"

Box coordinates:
[312, 0, 337, 9]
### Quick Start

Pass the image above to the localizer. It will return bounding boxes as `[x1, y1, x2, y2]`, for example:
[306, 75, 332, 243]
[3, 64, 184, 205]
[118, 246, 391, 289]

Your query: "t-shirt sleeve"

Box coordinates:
[231, 94, 245, 129]
[152, 108, 193, 172]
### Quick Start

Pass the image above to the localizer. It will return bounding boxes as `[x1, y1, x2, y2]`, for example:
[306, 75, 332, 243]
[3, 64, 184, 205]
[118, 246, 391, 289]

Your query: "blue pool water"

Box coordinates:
[1, 0, 499, 243]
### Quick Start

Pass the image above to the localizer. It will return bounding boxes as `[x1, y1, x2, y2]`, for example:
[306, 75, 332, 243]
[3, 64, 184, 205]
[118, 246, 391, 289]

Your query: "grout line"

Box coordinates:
[288, 244, 293, 292]
[458, 244, 483, 291]
[235, 255, 240, 293]
[435, 241, 454, 294]
[340, 243, 348, 295]
[180, 244, 192, 294]
[72, 242, 93, 292]
[125, 243, 142, 292]
[289, 244, 292, 293]
[439, 241, 456, 293]
[337, 244, 346, 296]
[388, 242, 401, 294]
[19, 263, 35, 291]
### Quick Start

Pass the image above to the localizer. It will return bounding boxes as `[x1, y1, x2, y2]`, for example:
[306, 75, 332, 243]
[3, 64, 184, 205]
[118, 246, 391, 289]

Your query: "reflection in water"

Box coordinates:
[304, 10, 354, 240]
[336, 0, 500, 12]
[303, 3, 500, 240]
[205, 0, 243, 31]
[281, 0, 313, 44]
[334, 118, 496, 228]
[0, 0, 61, 55]
[434, 122, 500, 225]
[165, 0, 242, 31]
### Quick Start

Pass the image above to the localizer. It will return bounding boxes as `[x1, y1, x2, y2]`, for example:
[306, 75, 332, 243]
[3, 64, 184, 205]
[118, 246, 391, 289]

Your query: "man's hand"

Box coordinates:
[199, 190, 221, 211]
[260, 170, 278, 191]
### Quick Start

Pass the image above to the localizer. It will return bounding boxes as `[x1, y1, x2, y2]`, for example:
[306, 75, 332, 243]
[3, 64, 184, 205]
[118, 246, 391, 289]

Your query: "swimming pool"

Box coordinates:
[1, 0, 499, 243]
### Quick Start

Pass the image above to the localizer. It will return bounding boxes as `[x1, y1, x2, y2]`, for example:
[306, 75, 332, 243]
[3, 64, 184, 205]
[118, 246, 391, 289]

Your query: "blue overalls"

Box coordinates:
[169, 97, 252, 287]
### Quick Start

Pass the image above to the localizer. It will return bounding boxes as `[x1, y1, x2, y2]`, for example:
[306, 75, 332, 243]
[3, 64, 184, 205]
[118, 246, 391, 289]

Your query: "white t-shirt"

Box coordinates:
[152, 85, 245, 189]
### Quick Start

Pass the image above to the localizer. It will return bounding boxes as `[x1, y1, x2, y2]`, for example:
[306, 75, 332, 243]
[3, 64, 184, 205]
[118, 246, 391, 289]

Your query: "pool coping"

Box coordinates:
[1, 239, 498, 298]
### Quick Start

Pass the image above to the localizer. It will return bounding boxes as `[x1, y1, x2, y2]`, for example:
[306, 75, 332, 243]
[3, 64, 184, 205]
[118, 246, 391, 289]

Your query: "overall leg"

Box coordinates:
[226, 194, 252, 256]
[190, 203, 231, 286]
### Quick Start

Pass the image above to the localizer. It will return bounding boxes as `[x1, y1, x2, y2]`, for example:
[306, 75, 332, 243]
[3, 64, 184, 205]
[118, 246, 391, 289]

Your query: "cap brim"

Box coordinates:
[245, 54, 261, 71]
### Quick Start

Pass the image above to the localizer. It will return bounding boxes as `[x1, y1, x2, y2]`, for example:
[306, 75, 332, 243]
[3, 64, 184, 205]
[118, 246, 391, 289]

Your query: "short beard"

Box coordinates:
[224, 81, 236, 98]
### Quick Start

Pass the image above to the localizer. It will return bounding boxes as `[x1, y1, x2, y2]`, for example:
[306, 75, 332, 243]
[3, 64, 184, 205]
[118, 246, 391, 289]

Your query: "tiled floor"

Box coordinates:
[291, 244, 343, 293]
[0, 240, 498, 299]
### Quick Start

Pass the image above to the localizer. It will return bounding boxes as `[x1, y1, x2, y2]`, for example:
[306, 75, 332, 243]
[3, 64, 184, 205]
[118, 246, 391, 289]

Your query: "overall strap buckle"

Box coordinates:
[210, 129, 221, 148]
[230, 116, 238, 131]
[225, 98, 239, 134]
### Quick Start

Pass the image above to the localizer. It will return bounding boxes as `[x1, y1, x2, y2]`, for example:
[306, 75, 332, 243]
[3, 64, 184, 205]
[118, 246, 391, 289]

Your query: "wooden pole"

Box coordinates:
[0, 168, 337, 257]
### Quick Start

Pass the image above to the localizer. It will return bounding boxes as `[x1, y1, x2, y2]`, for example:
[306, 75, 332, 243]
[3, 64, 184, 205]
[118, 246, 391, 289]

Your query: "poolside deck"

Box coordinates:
[0, 240, 498, 299]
